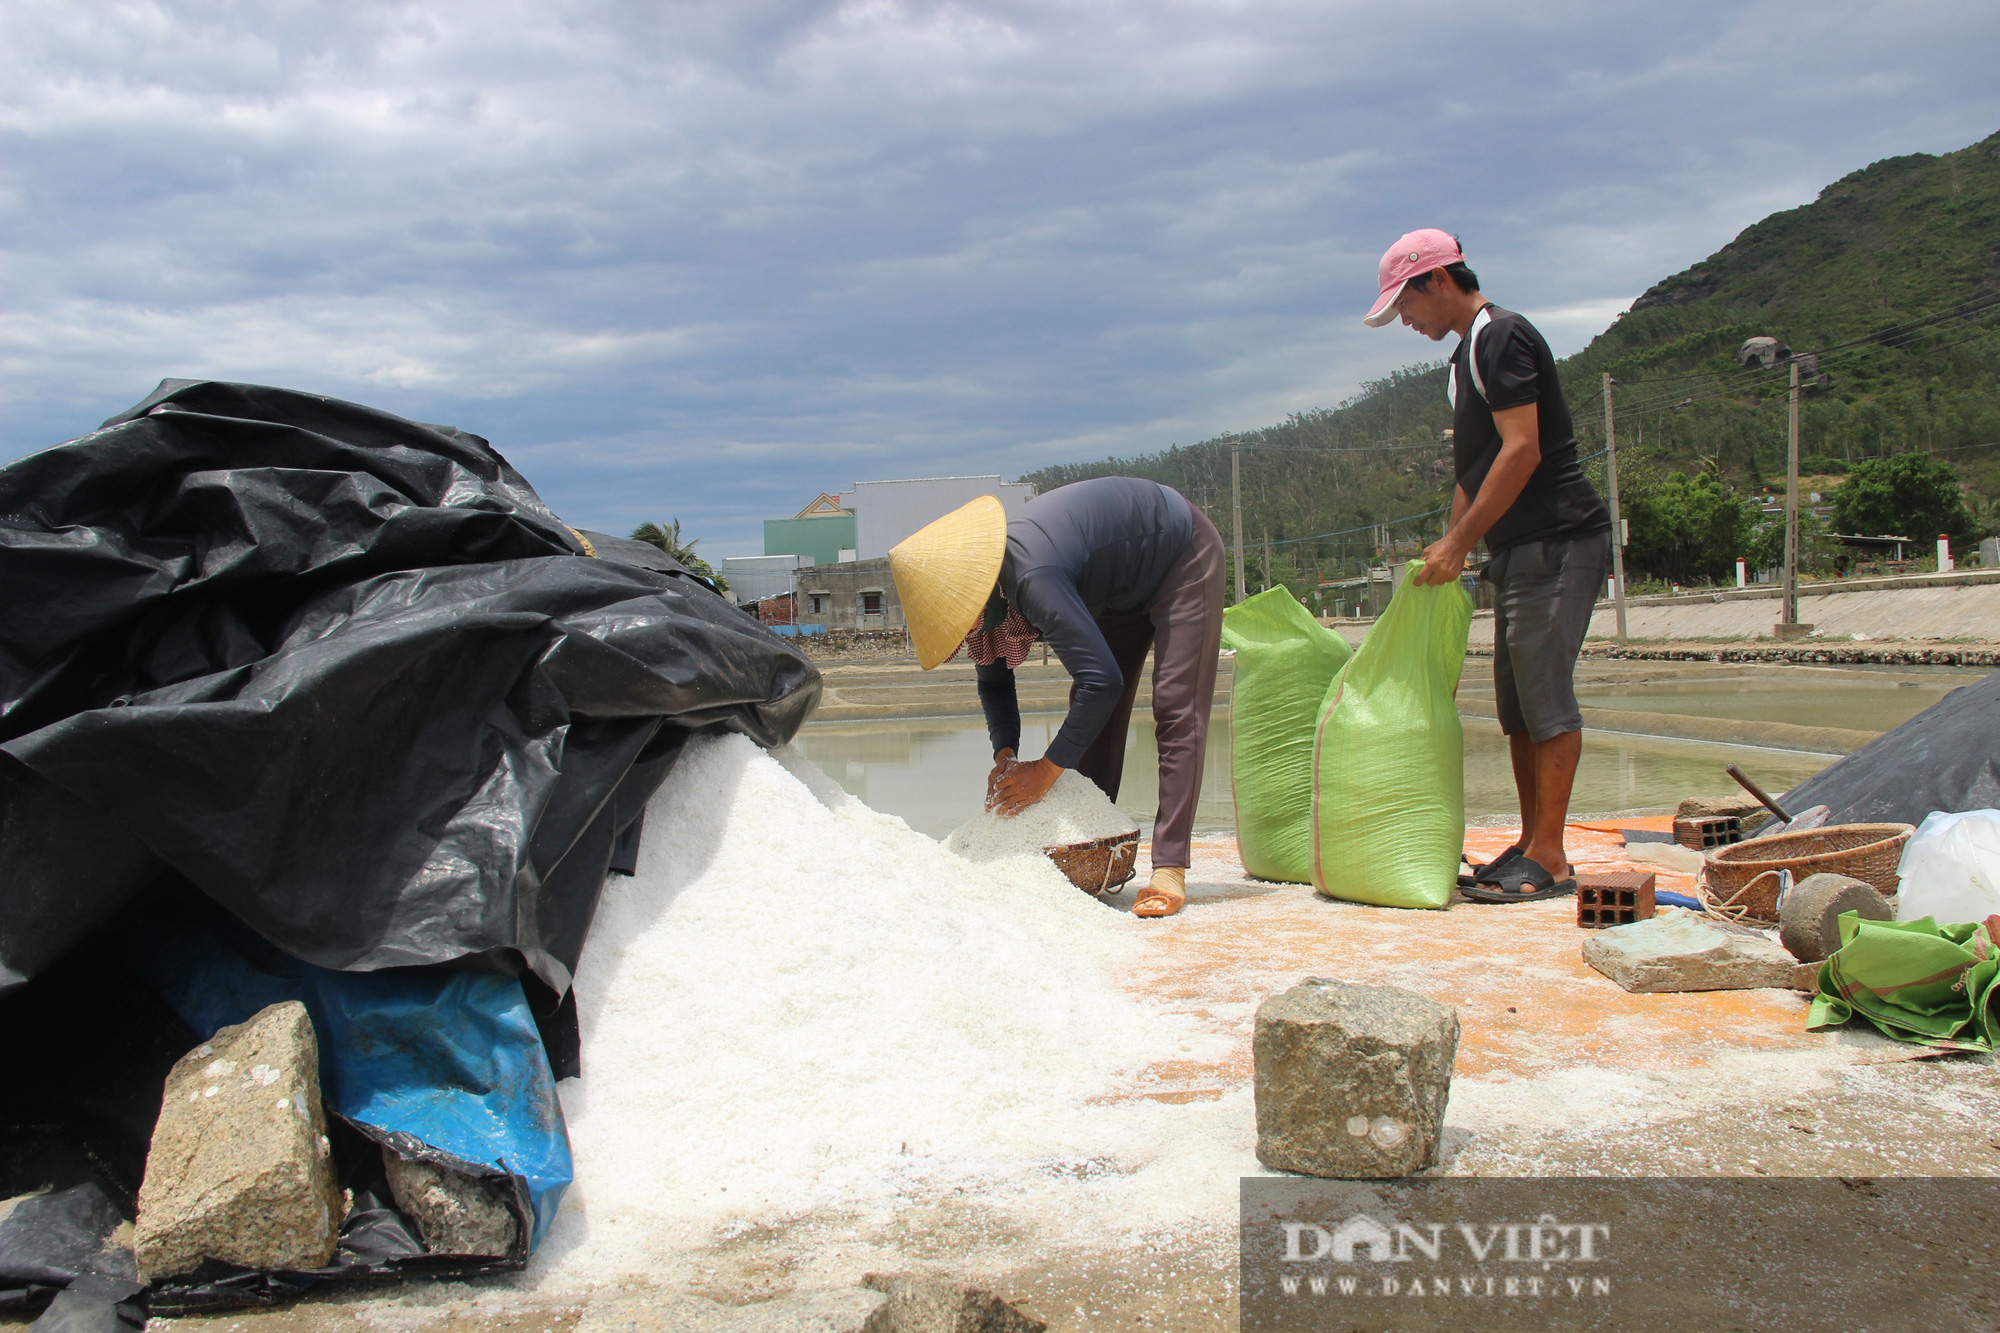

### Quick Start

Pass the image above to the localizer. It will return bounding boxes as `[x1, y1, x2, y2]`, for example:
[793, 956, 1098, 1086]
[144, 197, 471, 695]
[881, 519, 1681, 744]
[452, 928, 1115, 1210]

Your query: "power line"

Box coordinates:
[1260, 506, 1448, 549]
[1603, 295, 2000, 411]
[1254, 446, 1613, 550]
[1610, 318, 2000, 419]
[1233, 439, 1448, 454]
[1118, 297, 1997, 556]
[1615, 323, 1998, 415]
[1609, 291, 2000, 388]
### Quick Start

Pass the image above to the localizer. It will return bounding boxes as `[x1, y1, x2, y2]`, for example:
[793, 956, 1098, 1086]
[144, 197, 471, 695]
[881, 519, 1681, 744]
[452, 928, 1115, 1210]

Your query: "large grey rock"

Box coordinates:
[1582, 909, 1796, 993]
[578, 1288, 887, 1333]
[382, 1151, 518, 1257]
[1253, 979, 1459, 1178]
[862, 1273, 1046, 1331]
[1779, 873, 1892, 962]
[135, 1001, 344, 1280]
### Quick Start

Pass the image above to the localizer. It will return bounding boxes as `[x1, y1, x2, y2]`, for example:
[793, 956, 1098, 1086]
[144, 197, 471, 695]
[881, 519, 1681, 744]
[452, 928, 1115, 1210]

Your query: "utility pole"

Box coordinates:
[1603, 373, 1628, 644]
[1262, 530, 1272, 593]
[1782, 359, 1801, 627]
[1231, 440, 1247, 603]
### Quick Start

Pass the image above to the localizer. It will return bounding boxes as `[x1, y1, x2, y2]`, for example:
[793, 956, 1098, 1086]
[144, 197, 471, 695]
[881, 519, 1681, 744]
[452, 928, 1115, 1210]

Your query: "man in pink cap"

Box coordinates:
[1365, 229, 1611, 904]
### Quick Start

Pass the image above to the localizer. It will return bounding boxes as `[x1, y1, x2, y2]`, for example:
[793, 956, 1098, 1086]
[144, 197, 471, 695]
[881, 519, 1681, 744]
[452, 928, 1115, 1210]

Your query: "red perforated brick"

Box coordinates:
[1674, 814, 1741, 850]
[1577, 870, 1657, 929]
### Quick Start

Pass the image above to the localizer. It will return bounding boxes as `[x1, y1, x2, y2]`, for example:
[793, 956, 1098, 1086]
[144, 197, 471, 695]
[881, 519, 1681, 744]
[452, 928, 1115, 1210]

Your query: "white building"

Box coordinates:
[838, 476, 1037, 561]
[721, 553, 813, 605]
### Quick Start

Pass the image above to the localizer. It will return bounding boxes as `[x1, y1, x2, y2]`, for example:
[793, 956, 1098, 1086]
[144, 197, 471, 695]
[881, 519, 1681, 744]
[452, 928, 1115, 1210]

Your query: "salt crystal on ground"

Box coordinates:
[943, 770, 1138, 862]
[533, 734, 1235, 1291]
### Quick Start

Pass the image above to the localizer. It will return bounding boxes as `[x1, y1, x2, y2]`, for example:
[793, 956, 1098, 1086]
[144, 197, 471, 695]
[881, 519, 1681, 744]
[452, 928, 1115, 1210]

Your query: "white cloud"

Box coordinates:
[2, 0, 1996, 551]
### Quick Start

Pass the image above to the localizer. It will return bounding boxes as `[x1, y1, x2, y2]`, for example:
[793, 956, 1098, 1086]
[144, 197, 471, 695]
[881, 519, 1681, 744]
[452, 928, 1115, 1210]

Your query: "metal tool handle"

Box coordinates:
[1726, 763, 1794, 824]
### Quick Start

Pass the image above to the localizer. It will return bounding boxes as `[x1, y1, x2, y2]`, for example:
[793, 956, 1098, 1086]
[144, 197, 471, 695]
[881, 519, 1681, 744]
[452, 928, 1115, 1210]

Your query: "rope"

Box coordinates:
[1698, 868, 1783, 926]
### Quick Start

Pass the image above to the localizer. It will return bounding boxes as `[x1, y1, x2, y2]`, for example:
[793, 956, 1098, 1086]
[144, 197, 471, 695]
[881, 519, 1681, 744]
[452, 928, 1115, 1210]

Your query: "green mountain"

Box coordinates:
[1022, 129, 2000, 591]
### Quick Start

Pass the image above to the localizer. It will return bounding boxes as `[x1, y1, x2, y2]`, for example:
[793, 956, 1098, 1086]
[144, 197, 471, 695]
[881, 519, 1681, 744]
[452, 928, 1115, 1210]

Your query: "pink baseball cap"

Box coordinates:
[1363, 229, 1465, 326]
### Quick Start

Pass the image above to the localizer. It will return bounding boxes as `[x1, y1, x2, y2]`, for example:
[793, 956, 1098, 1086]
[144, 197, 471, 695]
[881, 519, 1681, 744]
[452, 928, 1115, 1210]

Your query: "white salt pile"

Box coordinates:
[533, 733, 1243, 1292]
[942, 769, 1138, 862]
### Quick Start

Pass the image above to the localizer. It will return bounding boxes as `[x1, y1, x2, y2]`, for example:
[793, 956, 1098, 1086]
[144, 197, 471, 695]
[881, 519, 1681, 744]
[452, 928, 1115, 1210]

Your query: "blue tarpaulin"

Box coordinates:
[130, 919, 571, 1250]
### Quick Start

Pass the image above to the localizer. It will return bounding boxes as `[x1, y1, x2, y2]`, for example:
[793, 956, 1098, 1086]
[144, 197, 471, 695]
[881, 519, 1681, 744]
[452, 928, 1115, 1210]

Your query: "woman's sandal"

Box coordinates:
[1459, 858, 1576, 904]
[1457, 845, 1524, 889]
[1134, 867, 1186, 918]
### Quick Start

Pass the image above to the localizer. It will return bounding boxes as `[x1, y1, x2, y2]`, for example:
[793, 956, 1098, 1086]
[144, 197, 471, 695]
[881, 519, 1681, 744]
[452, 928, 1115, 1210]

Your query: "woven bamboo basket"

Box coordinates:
[1046, 829, 1140, 896]
[1700, 822, 1912, 925]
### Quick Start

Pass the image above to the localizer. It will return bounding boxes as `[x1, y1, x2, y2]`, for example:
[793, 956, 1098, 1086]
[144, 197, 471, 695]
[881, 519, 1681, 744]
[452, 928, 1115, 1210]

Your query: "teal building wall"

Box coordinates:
[764, 513, 857, 565]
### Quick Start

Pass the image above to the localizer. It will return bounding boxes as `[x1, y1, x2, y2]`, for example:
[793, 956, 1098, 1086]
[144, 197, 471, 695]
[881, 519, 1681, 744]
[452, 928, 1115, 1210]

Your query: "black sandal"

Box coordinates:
[1460, 858, 1576, 903]
[1457, 845, 1524, 889]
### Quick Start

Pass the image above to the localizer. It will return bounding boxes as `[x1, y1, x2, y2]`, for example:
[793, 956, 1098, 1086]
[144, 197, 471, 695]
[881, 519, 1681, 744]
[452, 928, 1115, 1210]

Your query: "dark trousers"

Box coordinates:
[1488, 532, 1611, 742]
[1071, 509, 1226, 869]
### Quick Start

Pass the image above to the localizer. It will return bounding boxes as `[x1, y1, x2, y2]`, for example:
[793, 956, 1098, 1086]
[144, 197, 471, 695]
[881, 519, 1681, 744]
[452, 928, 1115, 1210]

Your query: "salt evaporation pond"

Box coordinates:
[797, 711, 1835, 838]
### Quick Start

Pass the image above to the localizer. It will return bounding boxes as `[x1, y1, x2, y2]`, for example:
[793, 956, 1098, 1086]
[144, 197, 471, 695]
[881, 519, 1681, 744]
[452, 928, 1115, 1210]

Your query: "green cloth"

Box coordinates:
[1219, 588, 1353, 883]
[1807, 912, 2000, 1052]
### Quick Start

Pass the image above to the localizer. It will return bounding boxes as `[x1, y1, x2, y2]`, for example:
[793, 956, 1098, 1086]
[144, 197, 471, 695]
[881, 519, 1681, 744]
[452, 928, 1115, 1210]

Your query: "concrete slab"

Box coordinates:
[1478, 579, 2000, 645]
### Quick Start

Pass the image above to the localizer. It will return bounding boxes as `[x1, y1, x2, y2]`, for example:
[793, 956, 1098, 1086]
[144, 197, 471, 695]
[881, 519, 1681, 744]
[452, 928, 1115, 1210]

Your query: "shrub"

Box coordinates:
[1830, 452, 1975, 544]
[1623, 471, 1756, 584]
[1747, 510, 1841, 576]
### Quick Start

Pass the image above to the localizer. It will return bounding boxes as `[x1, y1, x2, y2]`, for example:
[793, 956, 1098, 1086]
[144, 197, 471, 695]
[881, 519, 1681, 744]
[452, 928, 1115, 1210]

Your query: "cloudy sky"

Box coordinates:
[5, 1, 1997, 554]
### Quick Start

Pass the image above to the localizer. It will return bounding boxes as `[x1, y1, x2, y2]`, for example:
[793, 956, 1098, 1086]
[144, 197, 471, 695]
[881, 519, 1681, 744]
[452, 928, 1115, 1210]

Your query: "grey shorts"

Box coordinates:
[1486, 532, 1612, 742]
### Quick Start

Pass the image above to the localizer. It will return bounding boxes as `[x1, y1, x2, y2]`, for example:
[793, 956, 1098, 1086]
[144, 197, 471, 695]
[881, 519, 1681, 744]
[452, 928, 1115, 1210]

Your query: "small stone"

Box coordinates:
[381, 1151, 519, 1258]
[578, 1287, 887, 1333]
[862, 1272, 1047, 1331]
[1792, 960, 1822, 992]
[135, 1002, 344, 1280]
[1779, 873, 1892, 962]
[1253, 979, 1459, 1178]
[1582, 909, 1797, 993]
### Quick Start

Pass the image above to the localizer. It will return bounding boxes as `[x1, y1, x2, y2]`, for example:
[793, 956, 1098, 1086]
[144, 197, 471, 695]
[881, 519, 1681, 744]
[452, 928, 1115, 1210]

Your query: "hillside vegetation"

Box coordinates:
[1022, 129, 2000, 594]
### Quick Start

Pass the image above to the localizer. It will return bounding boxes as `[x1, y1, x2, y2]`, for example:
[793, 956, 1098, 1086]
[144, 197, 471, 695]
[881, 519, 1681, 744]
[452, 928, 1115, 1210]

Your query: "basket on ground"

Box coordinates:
[1700, 823, 1912, 925]
[1046, 830, 1140, 896]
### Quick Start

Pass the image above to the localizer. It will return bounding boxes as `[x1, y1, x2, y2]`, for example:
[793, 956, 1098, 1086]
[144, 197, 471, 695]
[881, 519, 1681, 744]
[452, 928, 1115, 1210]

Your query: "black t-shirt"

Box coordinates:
[1451, 304, 1610, 552]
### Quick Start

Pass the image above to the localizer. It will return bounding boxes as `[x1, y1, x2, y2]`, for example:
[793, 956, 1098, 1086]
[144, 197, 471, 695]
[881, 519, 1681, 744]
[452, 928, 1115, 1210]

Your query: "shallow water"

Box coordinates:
[1565, 681, 1954, 733]
[797, 710, 1836, 840]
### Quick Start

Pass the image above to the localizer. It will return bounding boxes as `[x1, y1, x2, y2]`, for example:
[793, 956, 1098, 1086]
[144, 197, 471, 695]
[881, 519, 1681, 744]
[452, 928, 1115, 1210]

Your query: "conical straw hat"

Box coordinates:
[889, 495, 1008, 670]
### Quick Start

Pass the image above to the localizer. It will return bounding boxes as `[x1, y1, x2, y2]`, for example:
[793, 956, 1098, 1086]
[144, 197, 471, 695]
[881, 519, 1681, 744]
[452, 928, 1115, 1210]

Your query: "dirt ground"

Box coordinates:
[108, 823, 1999, 1333]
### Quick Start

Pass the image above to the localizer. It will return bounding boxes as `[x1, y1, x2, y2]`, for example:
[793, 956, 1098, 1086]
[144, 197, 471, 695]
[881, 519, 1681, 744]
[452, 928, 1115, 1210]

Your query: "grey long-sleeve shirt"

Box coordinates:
[976, 477, 1193, 768]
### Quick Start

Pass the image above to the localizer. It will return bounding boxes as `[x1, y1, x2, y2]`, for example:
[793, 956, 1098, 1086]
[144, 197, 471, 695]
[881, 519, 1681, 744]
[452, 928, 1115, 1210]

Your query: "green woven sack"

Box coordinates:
[1221, 588, 1354, 882]
[1310, 566, 1472, 908]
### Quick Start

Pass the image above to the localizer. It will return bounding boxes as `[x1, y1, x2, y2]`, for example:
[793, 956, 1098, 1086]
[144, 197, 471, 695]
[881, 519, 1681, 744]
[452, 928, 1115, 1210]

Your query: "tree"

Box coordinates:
[1829, 452, 1975, 544]
[1622, 471, 1756, 584]
[1747, 510, 1840, 577]
[631, 519, 729, 593]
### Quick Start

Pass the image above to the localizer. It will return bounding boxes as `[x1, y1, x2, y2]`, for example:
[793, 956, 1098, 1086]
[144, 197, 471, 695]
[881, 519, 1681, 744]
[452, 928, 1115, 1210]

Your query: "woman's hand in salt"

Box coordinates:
[990, 755, 1063, 817]
[985, 748, 1018, 808]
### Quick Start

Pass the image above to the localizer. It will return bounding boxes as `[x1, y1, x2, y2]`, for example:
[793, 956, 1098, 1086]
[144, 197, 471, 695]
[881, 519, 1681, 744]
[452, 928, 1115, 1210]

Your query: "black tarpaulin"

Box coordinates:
[0, 379, 820, 997]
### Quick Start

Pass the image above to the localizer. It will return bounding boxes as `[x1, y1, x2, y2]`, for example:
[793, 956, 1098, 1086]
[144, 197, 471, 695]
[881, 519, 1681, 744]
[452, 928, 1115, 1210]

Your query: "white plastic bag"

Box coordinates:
[1895, 809, 2000, 924]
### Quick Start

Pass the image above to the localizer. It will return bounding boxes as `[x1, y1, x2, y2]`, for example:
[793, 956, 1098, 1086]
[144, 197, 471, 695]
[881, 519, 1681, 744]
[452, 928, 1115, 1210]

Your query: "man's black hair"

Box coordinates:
[1407, 261, 1480, 294]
